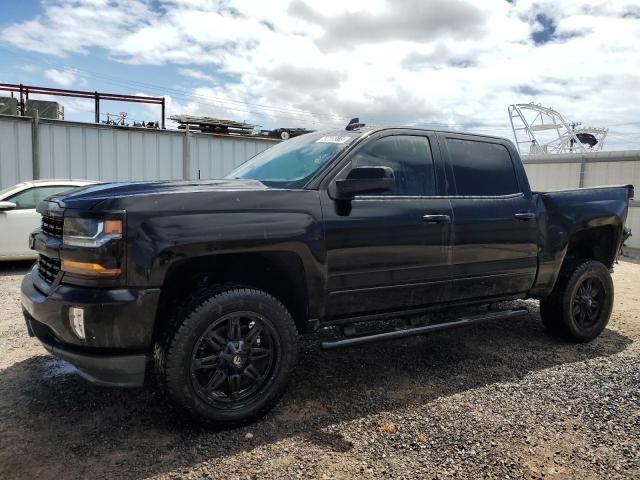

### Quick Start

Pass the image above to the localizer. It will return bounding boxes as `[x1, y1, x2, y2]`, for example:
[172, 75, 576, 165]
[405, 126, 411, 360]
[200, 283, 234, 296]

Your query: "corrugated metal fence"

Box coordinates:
[1, 114, 638, 247]
[0, 114, 276, 189]
[0, 116, 33, 188]
[522, 151, 640, 248]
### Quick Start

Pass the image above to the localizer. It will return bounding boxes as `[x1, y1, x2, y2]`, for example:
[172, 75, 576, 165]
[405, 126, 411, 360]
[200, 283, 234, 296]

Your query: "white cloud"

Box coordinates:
[177, 68, 217, 83]
[288, 0, 486, 50]
[2, 1, 157, 57]
[3, 0, 640, 149]
[43, 68, 85, 87]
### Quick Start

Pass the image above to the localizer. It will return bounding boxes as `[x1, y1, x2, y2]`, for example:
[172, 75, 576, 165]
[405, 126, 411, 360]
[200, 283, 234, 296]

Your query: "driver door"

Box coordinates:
[320, 131, 452, 318]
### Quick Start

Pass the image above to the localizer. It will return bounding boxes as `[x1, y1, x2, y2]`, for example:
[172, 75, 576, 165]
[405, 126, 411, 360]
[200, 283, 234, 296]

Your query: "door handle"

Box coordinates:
[514, 212, 537, 221]
[422, 214, 451, 224]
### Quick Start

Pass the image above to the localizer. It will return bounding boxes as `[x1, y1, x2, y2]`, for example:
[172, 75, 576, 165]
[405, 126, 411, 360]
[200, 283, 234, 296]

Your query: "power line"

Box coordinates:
[0, 46, 349, 125]
[4, 46, 639, 134]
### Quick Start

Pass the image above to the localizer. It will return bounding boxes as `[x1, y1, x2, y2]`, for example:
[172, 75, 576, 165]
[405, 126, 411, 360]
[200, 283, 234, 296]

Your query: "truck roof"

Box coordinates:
[339, 125, 509, 143]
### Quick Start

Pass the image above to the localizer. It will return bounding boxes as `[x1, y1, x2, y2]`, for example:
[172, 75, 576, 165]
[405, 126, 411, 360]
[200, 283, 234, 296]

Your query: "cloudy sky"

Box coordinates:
[1, 0, 640, 149]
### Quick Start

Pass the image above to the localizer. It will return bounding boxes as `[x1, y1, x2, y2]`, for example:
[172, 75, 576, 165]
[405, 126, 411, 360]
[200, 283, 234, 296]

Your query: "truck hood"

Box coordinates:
[46, 179, 268, 210]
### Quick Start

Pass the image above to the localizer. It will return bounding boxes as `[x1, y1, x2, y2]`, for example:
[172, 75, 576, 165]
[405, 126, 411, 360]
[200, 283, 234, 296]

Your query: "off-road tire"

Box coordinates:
[540, 259, 613, 342]
[157, 287, 298, 427]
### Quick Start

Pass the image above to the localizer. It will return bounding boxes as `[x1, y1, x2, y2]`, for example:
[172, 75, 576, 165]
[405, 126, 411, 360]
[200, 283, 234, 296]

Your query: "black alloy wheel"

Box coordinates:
[540, 259, 613, 342]
[190, 312, 279, 408]
[159, 287, 298, 426]
[570, 276, 605, 331]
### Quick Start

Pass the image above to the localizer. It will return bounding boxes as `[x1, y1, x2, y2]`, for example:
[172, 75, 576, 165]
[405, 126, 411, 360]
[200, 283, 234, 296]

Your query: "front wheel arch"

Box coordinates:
[152, 251, 315, 345]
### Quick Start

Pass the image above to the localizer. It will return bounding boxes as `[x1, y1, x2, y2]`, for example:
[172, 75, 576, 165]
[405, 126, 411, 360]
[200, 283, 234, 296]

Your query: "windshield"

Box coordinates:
[226, 131, 360, 188]
[0, 184, 25, 199]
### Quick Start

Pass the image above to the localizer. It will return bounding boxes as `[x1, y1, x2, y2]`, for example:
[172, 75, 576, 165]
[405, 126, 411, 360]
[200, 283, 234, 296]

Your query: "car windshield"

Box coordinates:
[226, 131, 360, 188]
[0, 184, 25, 199]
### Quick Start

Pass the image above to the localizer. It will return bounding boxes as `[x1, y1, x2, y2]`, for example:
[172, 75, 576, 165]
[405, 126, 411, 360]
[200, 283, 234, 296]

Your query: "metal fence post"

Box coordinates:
[31, 110, 40, 180]
[183, 124, 191, 180]
[579, 155, 586, 188]
[19, 84, 25, 115]
[161, 97, 166, 129]
[94, 91, 100, 124]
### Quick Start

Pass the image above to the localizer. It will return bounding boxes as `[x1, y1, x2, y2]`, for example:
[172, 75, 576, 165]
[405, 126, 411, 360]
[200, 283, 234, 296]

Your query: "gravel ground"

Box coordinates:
[0, 260, 639, 479]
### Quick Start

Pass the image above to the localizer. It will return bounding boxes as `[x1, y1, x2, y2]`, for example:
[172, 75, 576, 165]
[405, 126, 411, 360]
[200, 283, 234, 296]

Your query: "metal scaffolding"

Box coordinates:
[0, 82, 166, 129]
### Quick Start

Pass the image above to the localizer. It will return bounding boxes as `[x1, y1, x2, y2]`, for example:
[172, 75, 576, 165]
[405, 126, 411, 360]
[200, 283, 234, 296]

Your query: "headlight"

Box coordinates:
[63, 217, 123, 247]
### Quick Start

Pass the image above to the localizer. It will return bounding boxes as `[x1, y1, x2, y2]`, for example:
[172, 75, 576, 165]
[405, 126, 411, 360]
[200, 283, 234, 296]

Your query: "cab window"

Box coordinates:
[350, 135, 436, 196]
[445, 138, 519, 196]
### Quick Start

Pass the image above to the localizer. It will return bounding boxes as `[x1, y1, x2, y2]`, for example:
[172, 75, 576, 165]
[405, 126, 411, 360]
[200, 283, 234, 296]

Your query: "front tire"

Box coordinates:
[160, 287, 298, 426]
[540, 259, 614, 342]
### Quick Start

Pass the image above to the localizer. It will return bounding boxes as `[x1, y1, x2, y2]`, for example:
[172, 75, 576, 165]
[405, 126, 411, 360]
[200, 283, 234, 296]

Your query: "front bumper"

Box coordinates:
[21, 265, 161, 387]
[25, 316, 147, 387]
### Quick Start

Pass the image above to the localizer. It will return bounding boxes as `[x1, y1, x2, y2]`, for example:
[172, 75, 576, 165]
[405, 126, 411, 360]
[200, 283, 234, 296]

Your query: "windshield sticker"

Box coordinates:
[315, 136, 353, 144]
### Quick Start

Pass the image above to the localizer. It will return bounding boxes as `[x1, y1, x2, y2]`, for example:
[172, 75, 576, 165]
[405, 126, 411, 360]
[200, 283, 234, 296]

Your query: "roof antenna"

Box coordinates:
[345, 117, 366, 131]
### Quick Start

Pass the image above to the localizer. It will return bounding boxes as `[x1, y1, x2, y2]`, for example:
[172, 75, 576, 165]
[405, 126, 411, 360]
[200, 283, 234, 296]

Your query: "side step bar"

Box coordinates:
[320, 308, 529, 350]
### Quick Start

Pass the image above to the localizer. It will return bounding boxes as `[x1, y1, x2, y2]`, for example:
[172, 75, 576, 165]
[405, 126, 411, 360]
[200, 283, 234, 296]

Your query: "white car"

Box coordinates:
[0, 179, 97, 260]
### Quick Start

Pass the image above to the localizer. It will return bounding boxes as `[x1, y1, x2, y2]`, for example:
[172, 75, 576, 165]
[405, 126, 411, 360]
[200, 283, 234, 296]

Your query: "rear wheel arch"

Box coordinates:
[564, 224, 619, 268]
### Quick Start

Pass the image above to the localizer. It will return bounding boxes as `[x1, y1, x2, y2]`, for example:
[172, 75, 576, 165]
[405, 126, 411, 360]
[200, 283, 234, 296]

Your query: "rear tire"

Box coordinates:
[159, 287, 298, 427]
[540, 259, 614, 342]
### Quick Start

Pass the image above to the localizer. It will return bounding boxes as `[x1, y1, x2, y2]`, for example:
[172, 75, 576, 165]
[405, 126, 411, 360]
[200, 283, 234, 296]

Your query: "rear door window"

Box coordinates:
[446, 138, 519, 196]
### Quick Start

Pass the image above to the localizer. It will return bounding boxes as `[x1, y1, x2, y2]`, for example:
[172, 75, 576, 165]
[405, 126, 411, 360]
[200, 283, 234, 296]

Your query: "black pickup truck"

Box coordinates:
[21, 125, 633, 426]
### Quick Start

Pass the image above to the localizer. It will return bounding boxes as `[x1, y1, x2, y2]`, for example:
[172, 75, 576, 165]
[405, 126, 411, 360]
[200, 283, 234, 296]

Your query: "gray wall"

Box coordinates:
[0, 116, 33, 188]
[0, 114, 276, 188]
[522, 151, 640, 248]
[1, 114, 637, 247]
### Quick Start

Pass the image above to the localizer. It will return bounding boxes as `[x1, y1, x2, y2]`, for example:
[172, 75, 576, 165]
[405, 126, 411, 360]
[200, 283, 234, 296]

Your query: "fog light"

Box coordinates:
[69, 307, 85, 339]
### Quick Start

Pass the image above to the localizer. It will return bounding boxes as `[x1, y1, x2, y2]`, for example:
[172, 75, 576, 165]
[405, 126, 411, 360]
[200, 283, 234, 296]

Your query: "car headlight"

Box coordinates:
[63, 217, 123, 247]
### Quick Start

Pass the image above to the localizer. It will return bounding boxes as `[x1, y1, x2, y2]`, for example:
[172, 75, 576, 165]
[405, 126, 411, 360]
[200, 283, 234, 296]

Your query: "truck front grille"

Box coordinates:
[41, 215, 63, 238]
[38, 255, 61, 284]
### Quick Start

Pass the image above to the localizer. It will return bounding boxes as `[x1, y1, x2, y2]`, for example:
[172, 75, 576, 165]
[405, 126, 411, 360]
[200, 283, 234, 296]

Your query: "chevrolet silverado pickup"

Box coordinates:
[21, 124, 633, 426]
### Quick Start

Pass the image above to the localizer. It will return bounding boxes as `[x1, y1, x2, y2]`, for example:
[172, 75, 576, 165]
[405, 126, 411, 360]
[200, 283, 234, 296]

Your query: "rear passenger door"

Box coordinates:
[439, 134, 538, 301]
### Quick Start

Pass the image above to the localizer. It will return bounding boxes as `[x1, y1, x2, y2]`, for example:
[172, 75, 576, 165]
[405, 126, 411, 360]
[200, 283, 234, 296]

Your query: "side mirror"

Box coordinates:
[0, 201, 17, 211]
[332, 166, 395, 200]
